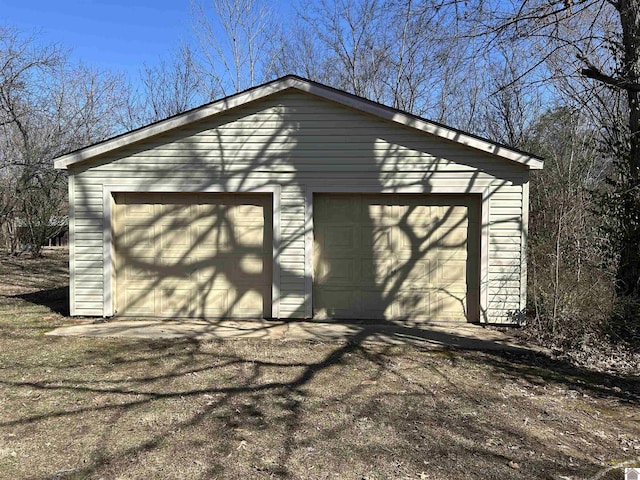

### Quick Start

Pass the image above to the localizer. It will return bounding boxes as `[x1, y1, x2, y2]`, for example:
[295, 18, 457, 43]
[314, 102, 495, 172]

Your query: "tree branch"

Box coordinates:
[581, 65, 640, 91]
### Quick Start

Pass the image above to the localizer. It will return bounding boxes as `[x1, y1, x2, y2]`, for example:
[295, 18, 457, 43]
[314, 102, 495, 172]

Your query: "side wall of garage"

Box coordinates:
[68, 90, 529, 323]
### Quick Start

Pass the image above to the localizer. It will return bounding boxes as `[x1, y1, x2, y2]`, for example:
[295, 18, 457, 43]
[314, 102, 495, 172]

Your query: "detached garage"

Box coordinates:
[54, 75, 543, 324]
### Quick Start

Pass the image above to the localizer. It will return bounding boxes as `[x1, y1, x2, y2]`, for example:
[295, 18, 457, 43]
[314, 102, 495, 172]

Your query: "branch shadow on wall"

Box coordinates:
[77, 90, 526, 328]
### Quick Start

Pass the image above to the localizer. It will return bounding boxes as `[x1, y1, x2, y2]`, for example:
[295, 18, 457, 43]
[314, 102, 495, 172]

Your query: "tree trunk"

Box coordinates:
[617, 0, 640, 298]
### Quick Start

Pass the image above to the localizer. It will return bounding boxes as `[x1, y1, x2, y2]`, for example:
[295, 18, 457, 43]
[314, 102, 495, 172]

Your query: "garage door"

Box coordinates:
[113, 193, 272, 318]
[313, 194, 479, 321]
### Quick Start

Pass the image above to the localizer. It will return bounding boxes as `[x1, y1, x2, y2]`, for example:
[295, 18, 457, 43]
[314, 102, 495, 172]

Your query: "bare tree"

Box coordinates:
[447, 0, 640, 332]
[479, 46, 542, 147]
[139, 44, 203, 123]
[279, 0, 511, 128]
[0, 27, 130, 255]
[299, 0, 391, 101]
[271, 20, 336, 85]
[524, 107, 608, 343]
[191, 0, 279, 97]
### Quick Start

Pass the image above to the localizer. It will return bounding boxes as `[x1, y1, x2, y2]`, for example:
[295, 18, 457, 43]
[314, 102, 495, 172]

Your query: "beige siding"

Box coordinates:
[70, 90, 529, 322]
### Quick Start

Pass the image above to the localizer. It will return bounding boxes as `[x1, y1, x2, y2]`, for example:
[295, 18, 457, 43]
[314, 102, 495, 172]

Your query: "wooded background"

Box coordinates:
[2, 0, 639, 351]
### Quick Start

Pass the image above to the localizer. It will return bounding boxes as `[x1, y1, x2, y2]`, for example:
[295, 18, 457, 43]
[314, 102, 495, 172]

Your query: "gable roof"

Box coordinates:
[54, 75, 544, 170]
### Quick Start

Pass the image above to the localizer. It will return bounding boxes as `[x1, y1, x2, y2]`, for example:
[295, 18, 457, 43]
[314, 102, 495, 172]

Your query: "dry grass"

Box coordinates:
[0, 248, 639, 479]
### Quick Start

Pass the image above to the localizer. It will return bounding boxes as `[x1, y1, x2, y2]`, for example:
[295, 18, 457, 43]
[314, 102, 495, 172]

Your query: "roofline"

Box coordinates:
[54, 74, 544, 170]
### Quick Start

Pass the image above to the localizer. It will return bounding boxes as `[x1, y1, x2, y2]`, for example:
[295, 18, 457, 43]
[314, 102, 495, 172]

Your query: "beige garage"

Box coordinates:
[313, 194, 479, 322]
[113, 192, 272, 318]
[54, 75, 543, 324]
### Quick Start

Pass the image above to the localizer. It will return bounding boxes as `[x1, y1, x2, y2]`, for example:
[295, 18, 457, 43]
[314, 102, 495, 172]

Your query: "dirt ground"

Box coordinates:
[0, 248, 639, 479]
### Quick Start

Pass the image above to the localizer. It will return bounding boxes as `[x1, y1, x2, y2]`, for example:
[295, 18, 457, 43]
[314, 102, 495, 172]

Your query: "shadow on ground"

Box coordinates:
[0, 331, 638, 480]
[13, 286, 69, 316]
[2, 280, 639, 479]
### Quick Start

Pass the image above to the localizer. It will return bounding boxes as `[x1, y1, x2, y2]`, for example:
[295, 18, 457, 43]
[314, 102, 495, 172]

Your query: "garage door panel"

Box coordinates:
[123, 288, 155, 315]
[159, 288, 194, 316]
[159, 201, 195, 219]
[393, 291, 431, 319]
[114, 193, 272, 319]
[314, 289, 360, 319]
[438, 258, 466, 284]
[231, 203, 265, 220]
[398, 204, 435, 228]
[315, 256, 391, 288]
[233, 224, 265, 248]
[196, 290, 230, 317]
[158, 256, 194, 280]
[367, 227, 393, 252]
[231, 289, 266, 317]
[123, 256, 157, 281]
[315, 195, 359, 223]
[435, 205, 468, 219]
[124, 203, 154, 218]
[314, 193, 478, 322]
[195, 263, 224, 283]
[396, 228, 438, 258]
[397, 258, 435, 287]
[124, 225, 154, 250]
[237, 254, 267, 275]
[437, 222, 468, 248]
[437, 248, 468, 262]
[196, 224, 231, 251]
[360, 289, 390, 319]
[315, 256, 356, 284]
[434, 291, 467, 320]
[321, 226, 356, 250]
[360, 257, 393, 285]
[193, 257, 270, 286]
[195, 204, 231, 226]
[362, 197, 396, 225]
[226, 258, 270, 285]
[315, 289, 391, 319]
[159, 224, 191, 252]
[235, 288, 269, 317]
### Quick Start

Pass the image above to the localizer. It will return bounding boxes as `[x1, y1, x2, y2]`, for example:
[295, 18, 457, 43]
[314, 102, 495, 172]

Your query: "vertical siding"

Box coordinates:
[69, 90, 530, 323]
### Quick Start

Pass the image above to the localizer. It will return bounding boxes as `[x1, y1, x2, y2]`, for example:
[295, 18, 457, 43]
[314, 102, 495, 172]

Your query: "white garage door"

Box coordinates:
[313, 194, 479, 321]
[113, 193, 272, 318]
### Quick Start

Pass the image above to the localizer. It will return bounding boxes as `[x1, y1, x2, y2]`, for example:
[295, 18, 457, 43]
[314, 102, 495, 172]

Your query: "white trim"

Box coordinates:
[54, 76, 543, 171]
[68, 175, 76, 316]
[304, 184, 490, 323]
[102, 184, 281, 319]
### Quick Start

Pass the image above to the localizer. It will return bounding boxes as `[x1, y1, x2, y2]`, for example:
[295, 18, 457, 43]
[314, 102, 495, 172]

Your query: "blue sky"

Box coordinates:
[0, 0, 195, 78]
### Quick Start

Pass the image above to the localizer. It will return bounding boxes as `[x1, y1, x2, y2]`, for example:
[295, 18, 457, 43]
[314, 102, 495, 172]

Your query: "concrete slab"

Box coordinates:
[47, 319, 535, 352]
